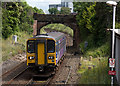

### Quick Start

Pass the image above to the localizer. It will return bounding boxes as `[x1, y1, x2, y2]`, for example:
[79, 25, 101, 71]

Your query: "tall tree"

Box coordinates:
[48, 8, 59, 14]
[2, 2, 22, 38]
[2, 2, 44, 39]
[33, 7, 44, 14]
[73, 2, 113, 46]
[60, 7, 71, 15]
[73, 2, 96, 41]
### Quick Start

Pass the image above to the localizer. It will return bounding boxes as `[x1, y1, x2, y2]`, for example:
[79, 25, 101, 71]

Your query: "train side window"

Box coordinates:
[27, 40, 35, 53]
[47, 40, 55, 53]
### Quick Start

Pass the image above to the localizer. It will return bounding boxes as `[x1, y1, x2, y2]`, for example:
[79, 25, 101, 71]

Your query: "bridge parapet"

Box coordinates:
[33, 13, 77, 23]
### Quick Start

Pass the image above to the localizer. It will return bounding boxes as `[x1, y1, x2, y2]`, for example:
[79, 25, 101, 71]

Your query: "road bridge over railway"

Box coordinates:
[33, 13, 80, 48]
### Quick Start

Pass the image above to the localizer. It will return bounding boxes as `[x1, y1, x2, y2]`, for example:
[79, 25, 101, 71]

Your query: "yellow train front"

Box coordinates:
[26, 32, 66, 71]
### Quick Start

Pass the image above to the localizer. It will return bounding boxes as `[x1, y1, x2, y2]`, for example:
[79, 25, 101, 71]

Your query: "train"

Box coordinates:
[26, 32, 66, 71]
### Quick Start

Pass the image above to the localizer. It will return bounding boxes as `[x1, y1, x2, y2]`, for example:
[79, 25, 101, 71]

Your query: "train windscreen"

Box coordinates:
[47, 40, 55, 53]
[27, 40, 35, 53]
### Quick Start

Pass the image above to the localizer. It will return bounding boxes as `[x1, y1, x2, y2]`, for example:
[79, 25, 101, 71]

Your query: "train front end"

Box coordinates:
[26, 36, 56, 71]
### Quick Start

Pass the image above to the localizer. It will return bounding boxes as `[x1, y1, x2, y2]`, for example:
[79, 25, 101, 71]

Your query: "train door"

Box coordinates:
[37, 43, 45, 64]
[35, 40, 47, 65]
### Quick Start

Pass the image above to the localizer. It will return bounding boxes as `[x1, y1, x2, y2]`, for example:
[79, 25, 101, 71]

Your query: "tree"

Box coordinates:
[19, 4, 44, 33]
[2, 2, 44, 39]
[2, 2, 22, 39]
[73, 2, 96, 41]
[33, 7, 44, 14]
[73, 2, 112, 46]
[60, 7, 71, 15]
[48, 8, 59, 14]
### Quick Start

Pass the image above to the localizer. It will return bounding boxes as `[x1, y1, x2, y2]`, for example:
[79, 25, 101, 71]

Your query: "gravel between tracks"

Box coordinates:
[50, 50, 80, 85]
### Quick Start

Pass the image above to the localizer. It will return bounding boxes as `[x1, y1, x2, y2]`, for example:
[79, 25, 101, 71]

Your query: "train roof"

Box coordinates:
[29, 32, 65, 41]
[35, 35, 54, 39]
[47, 32, 65, 40]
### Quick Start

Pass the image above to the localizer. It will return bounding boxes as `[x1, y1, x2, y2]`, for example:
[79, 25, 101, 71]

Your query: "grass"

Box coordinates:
[78, 57, 110, 84]
[2, 31, 32, 61]
[41, 23, 73, 37]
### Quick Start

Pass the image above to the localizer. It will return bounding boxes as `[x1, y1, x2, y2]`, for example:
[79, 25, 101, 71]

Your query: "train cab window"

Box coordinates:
[27, 40, 35, 53]
[47, 40, 55, 53]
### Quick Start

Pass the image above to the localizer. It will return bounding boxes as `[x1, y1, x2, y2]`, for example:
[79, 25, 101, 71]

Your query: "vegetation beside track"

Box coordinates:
[78, 57, 110, 84]
[77, 33, 110, 84]
[72, 2, 116, 84]
[2, 1, 44, 62]
[77, 35, 111, 84]
[2, 31, 32, 61]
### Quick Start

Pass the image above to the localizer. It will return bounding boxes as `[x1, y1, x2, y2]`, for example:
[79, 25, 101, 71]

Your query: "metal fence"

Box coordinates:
[115, 30, 120, 85]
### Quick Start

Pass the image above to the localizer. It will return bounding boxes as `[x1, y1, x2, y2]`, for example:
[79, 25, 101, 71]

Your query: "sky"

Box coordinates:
[25, 0, 61, 14]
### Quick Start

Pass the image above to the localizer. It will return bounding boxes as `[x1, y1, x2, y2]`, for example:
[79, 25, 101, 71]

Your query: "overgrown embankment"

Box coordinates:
[78, 40, 111, 84]
[73, 2, 118, 84]
[2, 1, 44, 61]
[2, 31, 32, 61]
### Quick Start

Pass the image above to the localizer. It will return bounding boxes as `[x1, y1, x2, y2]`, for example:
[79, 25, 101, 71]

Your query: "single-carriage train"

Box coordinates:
[26, 32, 66, 71]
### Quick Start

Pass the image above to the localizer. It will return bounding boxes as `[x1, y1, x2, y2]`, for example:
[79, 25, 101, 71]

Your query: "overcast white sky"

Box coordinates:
[25, 0, 61, 14]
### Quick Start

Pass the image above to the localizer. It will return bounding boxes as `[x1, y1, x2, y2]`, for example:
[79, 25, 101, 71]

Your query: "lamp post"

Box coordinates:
[106, 1, 117, 85]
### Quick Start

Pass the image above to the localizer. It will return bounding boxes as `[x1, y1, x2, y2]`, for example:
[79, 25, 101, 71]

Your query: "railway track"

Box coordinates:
[3, 66, 56, 86]
[2, 49, 78, 86]
[24, 56, 66, 86]
[2, 52, 79, 86]
[1, 61, 26, 78]
[25, 78, 33, 86]
[2, 60, 57, 86]
[2, 66, 35, 85]
[2, 61, 30, 85]
[49, 53, 79, 85]
[24, 71, 55, 86]
[7, 67, 29, 85]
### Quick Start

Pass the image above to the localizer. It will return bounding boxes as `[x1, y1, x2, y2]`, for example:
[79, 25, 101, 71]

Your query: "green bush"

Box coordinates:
[79, 33, 110, 58]
[85, 42, 110, 58]
[2, 26, 13, 39]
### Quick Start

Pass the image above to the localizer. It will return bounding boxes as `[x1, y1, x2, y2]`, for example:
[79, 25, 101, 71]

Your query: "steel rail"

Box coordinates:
[25, 78, 33, 86]
[6, 67, 29, 85]
[1, 61, 26, 78]
[65, 66, 72, 84]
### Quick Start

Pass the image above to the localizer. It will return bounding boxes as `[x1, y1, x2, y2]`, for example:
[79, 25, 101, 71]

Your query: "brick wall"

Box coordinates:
[33, 20, 37, 36]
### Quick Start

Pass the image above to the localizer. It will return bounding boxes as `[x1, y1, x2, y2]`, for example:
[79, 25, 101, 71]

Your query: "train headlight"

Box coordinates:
[48, 56, 51, 59]
[48, 56, 54, 59]
[28, 56, 34, 60]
